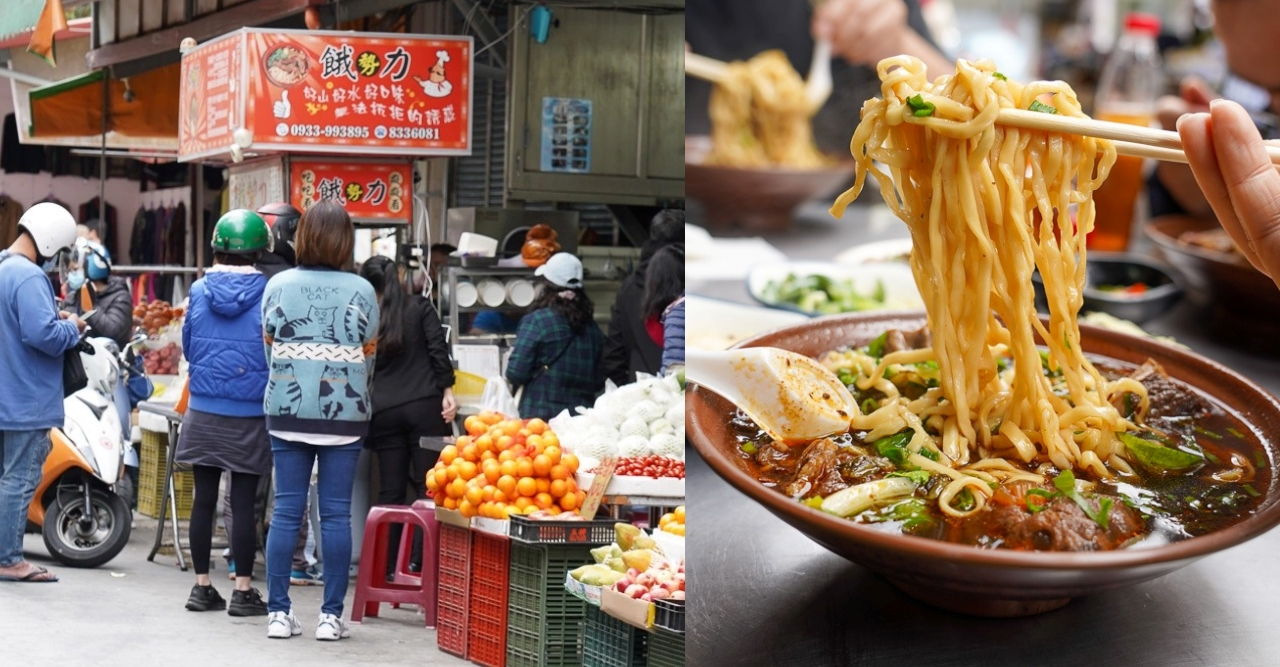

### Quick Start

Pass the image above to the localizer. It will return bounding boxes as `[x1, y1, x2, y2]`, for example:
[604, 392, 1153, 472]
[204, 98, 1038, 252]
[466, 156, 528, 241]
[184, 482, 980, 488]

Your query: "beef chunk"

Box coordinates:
[992, 496, 1145, 552]
[783, 439, 843, 498]
[884, 326, 933, 354]
[1128, 359, 1210, 421]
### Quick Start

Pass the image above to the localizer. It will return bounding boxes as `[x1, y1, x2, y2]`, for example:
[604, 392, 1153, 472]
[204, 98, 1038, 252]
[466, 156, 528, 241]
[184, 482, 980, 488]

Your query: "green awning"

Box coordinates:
[0, 0, 45, 41]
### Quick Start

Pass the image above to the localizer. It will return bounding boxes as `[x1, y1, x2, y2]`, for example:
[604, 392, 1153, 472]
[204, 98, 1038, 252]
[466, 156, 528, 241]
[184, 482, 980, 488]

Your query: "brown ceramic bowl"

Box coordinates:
[1146, 215, 1280, 353]
[687, 311, 1280, 617]
[685, 136, 855, 232]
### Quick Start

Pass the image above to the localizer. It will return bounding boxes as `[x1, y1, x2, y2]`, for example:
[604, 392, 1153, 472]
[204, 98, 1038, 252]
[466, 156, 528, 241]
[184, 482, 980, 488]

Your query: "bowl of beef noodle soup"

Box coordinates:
[687, 312, 1280, 616]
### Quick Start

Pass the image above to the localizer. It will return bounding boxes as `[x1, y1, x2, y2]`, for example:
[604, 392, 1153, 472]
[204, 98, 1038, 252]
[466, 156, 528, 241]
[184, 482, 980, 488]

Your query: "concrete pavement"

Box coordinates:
[0, 519, 470, 667]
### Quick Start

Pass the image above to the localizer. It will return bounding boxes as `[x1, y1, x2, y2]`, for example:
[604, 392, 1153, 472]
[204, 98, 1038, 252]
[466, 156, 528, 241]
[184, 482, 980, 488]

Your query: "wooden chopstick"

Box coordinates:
[998, 108, 1280, 166]
[685, 52, 728, 83]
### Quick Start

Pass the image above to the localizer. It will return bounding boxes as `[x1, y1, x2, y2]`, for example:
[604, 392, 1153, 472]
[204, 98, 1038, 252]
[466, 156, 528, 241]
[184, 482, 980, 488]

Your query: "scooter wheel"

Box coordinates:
[42, 486, 132, 569]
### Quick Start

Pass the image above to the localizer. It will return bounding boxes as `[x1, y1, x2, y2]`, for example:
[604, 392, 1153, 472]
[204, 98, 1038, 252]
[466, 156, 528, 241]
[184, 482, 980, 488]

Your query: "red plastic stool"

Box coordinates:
[351, 500, 441, 627]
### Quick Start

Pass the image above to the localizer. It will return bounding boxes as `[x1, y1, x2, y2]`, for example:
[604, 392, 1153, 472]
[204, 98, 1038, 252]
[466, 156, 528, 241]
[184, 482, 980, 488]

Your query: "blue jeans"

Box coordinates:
[266, 436, 362, 616]
[0, 430, 52, 567]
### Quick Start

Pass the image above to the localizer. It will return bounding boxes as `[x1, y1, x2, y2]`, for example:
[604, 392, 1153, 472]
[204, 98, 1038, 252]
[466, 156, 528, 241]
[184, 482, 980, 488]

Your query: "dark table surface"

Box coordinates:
[686, 201, 1280, 666]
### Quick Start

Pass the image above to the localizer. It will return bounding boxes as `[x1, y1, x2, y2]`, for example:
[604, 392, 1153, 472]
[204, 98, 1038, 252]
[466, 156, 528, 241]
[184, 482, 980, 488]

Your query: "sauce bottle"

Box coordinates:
[1088, 12, 1163, 252]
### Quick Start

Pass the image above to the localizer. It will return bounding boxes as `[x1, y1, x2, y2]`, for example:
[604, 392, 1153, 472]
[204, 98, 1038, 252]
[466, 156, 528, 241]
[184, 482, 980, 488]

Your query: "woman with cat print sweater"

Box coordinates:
[175, 210, 273, 618]
[259, 201, 380, 642]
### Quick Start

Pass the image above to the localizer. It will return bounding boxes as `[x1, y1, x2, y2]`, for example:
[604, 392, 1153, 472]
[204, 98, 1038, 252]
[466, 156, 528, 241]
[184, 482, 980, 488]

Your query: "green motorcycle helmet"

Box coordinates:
[212, 209, 270, 255]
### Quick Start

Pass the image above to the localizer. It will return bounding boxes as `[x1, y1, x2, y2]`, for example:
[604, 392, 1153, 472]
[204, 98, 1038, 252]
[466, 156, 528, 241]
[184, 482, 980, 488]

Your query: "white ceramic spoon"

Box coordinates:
[805, 38, 833, 113]
[687, 347, 856, 445]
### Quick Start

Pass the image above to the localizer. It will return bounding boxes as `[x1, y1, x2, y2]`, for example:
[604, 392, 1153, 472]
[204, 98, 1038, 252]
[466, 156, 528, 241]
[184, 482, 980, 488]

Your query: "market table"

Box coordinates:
[686, 201, 1280, 666]
[138, 401, 188, 571]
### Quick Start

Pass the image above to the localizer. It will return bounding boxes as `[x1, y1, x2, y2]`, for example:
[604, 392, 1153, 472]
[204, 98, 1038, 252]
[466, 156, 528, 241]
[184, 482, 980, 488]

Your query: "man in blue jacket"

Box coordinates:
[0, 203, 84, 583]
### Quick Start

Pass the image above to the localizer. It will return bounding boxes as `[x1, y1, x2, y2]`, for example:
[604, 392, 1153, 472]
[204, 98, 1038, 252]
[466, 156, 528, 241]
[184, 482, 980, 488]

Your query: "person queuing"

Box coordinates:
[65, 244, 132, 350]
[359, 256, 456, 579]
[0, 203, 84, 584]
[174, 210, 273, 617]
[260, 201, 379, 641]
[506, 252, 605, 420]
[642, 243, 685, 374]
[602, 209, 683, 385]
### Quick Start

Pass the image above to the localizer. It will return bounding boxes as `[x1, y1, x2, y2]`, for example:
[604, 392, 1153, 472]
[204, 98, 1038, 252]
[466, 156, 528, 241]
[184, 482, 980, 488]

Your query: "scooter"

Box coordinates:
[25, 331, 145, 568]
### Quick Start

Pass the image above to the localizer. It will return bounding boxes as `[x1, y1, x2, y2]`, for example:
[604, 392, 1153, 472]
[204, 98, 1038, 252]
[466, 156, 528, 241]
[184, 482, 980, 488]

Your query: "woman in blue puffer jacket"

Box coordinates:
[174, 210, 273, 617]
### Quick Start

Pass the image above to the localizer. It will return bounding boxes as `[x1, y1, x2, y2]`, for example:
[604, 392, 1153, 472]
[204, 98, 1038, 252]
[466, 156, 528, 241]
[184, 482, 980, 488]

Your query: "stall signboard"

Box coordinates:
[180, 28, 473, 162]
[228, 156, 286, 211]
[290, 159, 413, 223]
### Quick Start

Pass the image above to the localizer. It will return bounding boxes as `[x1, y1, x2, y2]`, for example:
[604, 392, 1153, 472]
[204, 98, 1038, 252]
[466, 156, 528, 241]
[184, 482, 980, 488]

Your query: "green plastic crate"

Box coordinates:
[645, 627, 685, 667]
[504, 542, 596, 667]
[583, 605, 647, 667]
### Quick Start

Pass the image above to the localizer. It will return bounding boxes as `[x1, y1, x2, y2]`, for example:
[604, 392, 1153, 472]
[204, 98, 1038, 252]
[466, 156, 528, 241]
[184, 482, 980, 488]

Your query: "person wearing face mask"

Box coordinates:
[65, 244, 133, 350]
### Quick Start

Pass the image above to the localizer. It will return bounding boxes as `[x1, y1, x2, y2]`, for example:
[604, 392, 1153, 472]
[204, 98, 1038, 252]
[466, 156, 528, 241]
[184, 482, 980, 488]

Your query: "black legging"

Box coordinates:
[368, 397, 446, 574]
[190, 465, 260, 578]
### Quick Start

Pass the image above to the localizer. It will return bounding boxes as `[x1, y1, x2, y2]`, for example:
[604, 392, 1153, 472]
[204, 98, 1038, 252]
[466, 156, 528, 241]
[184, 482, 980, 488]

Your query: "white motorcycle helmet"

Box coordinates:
[17, 202, 77, 259]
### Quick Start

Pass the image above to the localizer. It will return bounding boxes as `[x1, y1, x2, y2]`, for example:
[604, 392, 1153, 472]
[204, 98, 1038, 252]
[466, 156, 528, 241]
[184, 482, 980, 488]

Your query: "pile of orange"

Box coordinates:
[427, 411, 584, 519]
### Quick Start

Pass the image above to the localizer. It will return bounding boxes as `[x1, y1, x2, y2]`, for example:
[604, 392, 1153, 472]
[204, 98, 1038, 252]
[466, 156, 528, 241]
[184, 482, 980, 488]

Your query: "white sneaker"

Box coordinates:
[267, 611, 302, 639]
[315, 613, 350, 641]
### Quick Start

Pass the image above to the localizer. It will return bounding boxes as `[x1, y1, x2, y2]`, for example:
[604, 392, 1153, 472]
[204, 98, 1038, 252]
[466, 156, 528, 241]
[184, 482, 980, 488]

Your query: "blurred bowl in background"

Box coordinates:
[685, 136, 854, 233]
[1032, 252, 1182, 324]
[747, 261, 923, 316]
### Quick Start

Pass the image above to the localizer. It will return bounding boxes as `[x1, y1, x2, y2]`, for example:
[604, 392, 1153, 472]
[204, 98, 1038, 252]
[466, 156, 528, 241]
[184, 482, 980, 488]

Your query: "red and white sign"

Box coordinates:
[179, 28, 473, 162]
[290, 160, 412, 223]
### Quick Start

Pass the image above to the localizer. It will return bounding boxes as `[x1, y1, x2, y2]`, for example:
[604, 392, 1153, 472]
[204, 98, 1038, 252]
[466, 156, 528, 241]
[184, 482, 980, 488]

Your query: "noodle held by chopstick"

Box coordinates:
[830, 57, 1144, 515]
[707, 50, 828, 168]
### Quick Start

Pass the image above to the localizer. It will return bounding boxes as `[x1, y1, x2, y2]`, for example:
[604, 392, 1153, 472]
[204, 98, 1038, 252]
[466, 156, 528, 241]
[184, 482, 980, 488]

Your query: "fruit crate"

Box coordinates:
[505, 541, 596, 667]
[508, 515, 616, 545]
[437, 524, 472, 659]
[137, 428, 194, 520]
[645, 627, 685, 667]
[583, 604, 647, 667]
[653, 599, 684, 634]
[468, 531, 510, 667]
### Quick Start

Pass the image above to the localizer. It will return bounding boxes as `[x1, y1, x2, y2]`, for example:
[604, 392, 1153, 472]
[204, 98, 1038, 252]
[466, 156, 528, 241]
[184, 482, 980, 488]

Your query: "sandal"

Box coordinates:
[0, 565, 59, 583]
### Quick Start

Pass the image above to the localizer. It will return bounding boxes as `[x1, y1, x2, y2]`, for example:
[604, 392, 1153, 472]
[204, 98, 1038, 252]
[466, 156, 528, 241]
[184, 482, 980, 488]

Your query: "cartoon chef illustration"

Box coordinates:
[416, 50, 453, 98]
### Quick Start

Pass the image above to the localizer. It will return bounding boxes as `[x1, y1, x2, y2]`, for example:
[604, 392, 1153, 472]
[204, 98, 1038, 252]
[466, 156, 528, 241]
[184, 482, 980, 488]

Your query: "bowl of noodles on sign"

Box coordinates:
[687, 58, 1280, 617]
[262, 43, 311, 89]
[685, 50, 855, 232]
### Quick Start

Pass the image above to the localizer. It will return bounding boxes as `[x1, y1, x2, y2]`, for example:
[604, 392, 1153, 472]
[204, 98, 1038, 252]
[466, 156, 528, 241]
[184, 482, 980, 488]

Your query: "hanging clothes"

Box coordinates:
[0, 195, 25, 247]
[80, 197, 118, 261]
[1, 114, 44, 174]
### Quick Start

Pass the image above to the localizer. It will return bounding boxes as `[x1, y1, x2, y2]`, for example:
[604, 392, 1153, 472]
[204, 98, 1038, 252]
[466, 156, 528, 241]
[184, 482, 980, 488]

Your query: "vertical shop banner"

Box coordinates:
[179, 29, 473, 161]
[248, 31, 472, 155]
[540, 97, 592, 173]
[228, 158, 286, 210]
[290, 160, 412, 223]
[179, 34, 242, 158]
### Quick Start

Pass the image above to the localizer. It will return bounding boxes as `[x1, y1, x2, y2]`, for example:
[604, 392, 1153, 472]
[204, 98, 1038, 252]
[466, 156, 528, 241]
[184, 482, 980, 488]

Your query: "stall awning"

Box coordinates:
[0, 0, 46, 41]
[28, 62, 180, 141]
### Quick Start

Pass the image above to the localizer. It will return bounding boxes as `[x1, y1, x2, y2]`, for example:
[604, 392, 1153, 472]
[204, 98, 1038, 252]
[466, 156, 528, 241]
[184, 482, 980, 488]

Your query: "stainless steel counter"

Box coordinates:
[687, 202, 1280, 666]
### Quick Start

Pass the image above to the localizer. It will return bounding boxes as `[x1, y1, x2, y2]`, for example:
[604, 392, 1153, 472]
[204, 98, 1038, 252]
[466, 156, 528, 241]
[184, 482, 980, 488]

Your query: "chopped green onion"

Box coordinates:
[993, 72, 1008, 81]
[867, 332, 889, 359]
[741, 442, 758, 455]
[1256, 451, 1268, 469]
[1052, 469, 1111, 530]
[861, 397, 880, 414]
[837, 368, 856, 386]
[802, 496, 824, 509]
[1194, 425, 1223, 440]
[1244, 484, 1262, 498]
[918, 448, 940, 462]
[1227, 427, 1246, 439]
[907, 94, 936, 117]
[887, 470, 931, 485]
[874, 431, 913, 466]
[950, 488, 976, 512]
[1029, 99, 1058, 114]
[1025, 488, 1055, 513]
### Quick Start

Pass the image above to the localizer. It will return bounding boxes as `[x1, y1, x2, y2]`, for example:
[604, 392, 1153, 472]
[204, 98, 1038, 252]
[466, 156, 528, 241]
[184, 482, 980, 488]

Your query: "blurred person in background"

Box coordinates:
[686, 0, 950, 154]
[64, 244, 132, 350]
[506, 253, 605, 420]
[643, 244, 685, 375]
[359, 256, 455, 579]
[1151, 0, 1280, 220]
[602, 209, 683, 386]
